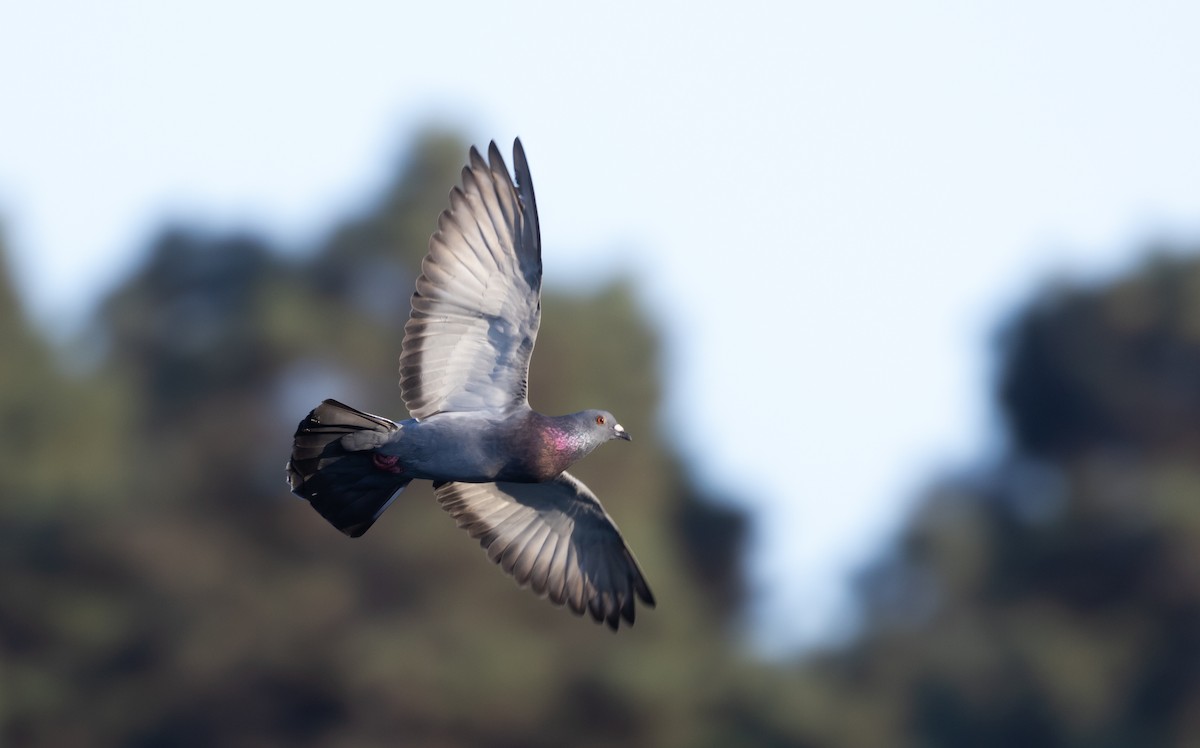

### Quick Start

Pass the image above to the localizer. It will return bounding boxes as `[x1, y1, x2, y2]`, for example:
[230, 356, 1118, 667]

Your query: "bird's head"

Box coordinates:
[581, 409, 632, 444]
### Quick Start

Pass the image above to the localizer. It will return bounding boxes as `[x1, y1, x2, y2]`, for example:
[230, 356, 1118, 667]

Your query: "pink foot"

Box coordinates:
[372, 453, 404, 474]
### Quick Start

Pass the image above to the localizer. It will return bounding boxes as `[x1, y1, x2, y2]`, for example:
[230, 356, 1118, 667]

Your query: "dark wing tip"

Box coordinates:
[512, 138, 532, 188]
[605, 610, 621, 631]
[635, 569, 657, 608]
[621, 593, 636, 626]
[641, 588, 657, 608]
[487, 140, 505, 170]
[510, 137, 540, 264]
[467, 145, 489, 178]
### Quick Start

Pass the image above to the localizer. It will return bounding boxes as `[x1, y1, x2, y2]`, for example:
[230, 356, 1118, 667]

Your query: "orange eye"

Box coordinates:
[596, 415, 606, 425]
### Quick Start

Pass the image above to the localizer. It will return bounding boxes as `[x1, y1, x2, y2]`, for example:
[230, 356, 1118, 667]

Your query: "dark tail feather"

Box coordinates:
[287, 399, 411, 538]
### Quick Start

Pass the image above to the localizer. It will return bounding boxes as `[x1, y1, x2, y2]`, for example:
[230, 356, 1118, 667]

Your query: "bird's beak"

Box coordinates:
[614, 423, 632, 441]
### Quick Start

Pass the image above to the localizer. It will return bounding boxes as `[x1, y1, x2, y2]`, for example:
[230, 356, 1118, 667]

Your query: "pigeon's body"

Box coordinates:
[287, 139, 654, 630]
[368, 409, 612, 484]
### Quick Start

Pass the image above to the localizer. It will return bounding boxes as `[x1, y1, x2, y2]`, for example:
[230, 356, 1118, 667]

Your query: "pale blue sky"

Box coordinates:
[3, 2, 1200, 652]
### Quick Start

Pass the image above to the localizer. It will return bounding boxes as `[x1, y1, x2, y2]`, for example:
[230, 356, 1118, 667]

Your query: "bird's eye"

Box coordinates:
[596, 415, 606, 425]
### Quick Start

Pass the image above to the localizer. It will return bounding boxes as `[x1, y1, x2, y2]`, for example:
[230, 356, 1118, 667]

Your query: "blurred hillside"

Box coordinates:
[4, 128, 1200, 747]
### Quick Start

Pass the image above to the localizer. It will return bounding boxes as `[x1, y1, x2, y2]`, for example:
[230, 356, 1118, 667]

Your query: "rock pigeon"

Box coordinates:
[287, 139, 655, 630]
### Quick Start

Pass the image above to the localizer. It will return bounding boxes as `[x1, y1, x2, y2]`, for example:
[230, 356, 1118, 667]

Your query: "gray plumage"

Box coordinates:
[287, 139, 654, 630]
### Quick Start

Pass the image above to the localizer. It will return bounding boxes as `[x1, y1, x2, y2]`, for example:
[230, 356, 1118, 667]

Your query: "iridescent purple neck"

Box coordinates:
[542, 422, 590, 457]
[512, 412, 601, 481]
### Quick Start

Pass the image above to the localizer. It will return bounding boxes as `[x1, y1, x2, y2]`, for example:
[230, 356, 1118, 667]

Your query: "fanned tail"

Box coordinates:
[286, 399, 411, 538]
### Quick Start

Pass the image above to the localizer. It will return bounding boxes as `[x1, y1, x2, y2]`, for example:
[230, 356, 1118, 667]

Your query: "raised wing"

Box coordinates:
[400, 139, 542, 420]
[435, 472, 656, 630]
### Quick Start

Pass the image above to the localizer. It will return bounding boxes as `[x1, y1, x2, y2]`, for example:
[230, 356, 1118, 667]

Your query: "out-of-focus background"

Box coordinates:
[5, 3, 1200, 746]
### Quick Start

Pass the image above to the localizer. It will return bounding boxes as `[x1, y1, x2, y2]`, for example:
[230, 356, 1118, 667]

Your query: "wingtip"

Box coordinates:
[487, 140, 506, 171]
[510, 138, 539, 252]
[636, 571, 657, 608]
[513, 138, 530, 175]
[468, 144, 487, 171]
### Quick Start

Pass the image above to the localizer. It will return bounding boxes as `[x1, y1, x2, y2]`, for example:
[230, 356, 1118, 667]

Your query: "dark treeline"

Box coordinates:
[3, 129, 1200, 747]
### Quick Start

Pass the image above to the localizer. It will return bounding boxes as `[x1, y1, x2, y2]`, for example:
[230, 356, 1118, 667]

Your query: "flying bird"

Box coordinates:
[287, 139, 655, 630]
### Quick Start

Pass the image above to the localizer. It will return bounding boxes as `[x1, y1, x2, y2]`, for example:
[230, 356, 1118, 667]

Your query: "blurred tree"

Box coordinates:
[788, 249, 1200, 747]
[1000, 253, 1200, 459]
